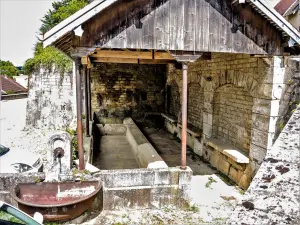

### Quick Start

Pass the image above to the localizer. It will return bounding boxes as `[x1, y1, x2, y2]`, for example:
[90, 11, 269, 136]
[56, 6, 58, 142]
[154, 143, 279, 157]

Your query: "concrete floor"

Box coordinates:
[93, 135, 139, 170]
[141, 127, 216, 175]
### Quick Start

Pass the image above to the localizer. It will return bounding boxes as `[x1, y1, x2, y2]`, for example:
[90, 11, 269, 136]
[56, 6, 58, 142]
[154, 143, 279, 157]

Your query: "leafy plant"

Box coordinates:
[205, 176, 217, 189]
[186, 204, 200, 212]
[23, 43, 72, 75]
[39, 0, 88, 35]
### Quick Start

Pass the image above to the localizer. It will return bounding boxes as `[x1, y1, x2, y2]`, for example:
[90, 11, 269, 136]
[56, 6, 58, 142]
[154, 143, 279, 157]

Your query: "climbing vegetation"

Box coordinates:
[23, 43, 72, 75]
[23, 0, 88, 74]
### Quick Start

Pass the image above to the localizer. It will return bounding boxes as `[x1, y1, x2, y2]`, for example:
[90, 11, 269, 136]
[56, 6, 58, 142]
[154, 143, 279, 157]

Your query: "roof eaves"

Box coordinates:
[43, 0, 119, 48]
[43, 0, 300, 50]
[283, 1, 299, 16]
[248, 0, 300, 45]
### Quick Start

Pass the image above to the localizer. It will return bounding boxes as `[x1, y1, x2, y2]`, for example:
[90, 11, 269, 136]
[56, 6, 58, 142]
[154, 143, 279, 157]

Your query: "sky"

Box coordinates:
[0, 0, 55, 66]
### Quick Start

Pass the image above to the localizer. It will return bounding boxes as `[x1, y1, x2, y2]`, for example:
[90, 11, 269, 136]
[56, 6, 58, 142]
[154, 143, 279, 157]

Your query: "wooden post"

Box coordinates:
[181, 63, 188, 170]
[75, 59, 84, 170]
[84, 67, 90, 137]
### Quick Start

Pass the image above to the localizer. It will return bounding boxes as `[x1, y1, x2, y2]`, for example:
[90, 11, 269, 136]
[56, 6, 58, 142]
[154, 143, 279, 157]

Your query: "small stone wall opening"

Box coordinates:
[212, 84, 253, 153]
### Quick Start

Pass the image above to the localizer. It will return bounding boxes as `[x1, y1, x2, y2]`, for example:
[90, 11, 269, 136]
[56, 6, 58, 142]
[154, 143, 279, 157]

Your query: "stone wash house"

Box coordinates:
[42, 0, 300, 202]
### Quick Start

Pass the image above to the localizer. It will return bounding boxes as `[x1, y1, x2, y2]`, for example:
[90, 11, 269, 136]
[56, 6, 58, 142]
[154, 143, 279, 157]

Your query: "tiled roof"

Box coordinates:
[0, 75, 27, 94]
[275, 0, 297, 15]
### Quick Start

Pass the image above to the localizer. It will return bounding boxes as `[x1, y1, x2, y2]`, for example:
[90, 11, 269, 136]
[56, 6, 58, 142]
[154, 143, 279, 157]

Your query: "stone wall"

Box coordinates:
[213, 84, 253, 152]
[166, 53, 289, 189]
[26, 66, 76, 130]
[90, 63, 166, 118]
[93, 167, 192, 210]
[228, 106, 300, 225]
[188, 83, 204, 129]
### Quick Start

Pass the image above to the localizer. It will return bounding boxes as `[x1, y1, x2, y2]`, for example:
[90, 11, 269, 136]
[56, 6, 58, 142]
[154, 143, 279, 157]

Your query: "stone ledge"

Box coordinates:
[125, 118, 168, 169]
[161, 113, 177, 123]
[178, 123, 202, 138]
[206, 138, 249, 164]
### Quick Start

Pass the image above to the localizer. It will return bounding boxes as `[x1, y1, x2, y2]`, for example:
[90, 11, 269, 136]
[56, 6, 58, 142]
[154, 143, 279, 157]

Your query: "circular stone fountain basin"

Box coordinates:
[11, 181, 101, 222]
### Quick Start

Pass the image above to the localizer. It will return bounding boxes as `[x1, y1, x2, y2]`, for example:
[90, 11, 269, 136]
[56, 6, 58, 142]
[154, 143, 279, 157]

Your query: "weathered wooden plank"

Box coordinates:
[169, 0, 184, 50]
[183, 0, 196, 51]
[141, 4, 155, 49]
[208, 6, 221, 52]
[195, 0, 209, 52]
[154, 51, 174, 60]
[91, 50, 153, 59]
[126, 25, 142, 49]
[153, 0, 170, 50]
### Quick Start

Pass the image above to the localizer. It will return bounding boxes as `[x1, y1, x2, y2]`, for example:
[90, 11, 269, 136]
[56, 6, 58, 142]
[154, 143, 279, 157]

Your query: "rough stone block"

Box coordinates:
[102, 170, 155, 188]
[252, 98, 271, 115]
[209, 151, 220, 169]
[252, 113, 270, 132]
[227, 158, 247, 171]
[194, 138, 203, 157]
[217, 158, 231, 176]
[249, 144, 267, 164]
[178, 167, 193, 185]
[203, 145, 213, 162]
[238, 173, 252, 190]
[228, 166, 243, 184]
[203, 123, 212, 137]
[251, 128, 269, 149]
[103, 187, 152, 210]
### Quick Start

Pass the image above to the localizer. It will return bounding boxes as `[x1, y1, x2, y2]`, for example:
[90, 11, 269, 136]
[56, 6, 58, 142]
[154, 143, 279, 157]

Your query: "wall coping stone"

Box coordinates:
[206, 138, 249, 164]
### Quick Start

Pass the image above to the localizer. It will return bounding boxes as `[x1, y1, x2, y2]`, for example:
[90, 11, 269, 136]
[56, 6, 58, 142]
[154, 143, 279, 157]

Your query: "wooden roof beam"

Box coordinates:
[90, 50, 175, 60]
[90, 50, 153, 59]
[91, 57, 176, 64]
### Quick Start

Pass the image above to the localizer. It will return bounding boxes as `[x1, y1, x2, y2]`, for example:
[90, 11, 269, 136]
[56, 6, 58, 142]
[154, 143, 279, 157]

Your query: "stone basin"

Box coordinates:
[10, 181, 101, 222]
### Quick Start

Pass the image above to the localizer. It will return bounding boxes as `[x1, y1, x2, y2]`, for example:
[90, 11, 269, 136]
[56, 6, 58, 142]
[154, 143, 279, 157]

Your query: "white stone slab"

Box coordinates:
[223, 150, 249, 164]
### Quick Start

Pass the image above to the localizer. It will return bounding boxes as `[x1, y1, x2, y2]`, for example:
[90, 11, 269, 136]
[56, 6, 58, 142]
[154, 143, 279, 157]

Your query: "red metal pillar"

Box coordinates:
[84, 67, 90, 137]
[75, 59, 85, 170]
[181, 63, 188, 170]
[87, 69, 92, 121]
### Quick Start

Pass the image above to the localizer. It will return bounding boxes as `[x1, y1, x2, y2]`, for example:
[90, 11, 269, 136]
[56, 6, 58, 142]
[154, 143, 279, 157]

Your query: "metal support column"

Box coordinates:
[84, 67, 90, 137]
[181, 63, 188, 170]
[75, 59, 85, 170]
[87, 69, 92, 121]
